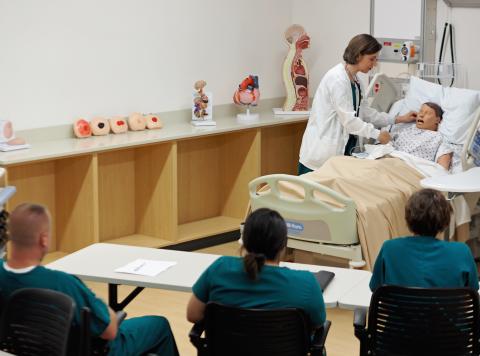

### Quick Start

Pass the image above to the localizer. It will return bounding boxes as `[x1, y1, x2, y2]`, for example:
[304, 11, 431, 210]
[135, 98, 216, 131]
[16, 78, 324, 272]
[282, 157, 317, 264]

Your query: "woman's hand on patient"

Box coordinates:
[395, 111, 417, 124]
[378, 131, 391, 144]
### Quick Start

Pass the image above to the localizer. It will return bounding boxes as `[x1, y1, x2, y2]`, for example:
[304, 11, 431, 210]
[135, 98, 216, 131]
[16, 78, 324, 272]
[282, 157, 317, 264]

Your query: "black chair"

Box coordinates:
[70, 307, 127, 356]
[0, 288, 75, 356]
[354, 285, 480, 356]
[189, 302, 331, 356]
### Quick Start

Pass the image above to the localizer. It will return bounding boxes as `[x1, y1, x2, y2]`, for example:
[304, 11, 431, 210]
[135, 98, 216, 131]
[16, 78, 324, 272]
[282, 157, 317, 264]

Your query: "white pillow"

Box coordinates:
[399, 76, 480, 144]
[403, 76, 444, 113]
[440, 86, 480, 144]
[388, 99, 406, 117]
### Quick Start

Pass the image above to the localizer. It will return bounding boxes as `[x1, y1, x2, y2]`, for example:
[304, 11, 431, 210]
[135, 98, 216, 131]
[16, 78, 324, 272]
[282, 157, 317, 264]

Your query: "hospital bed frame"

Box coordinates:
[249, 174, 364, 268]
[248, 73, 480, 269]
[247, 74, 404, 268]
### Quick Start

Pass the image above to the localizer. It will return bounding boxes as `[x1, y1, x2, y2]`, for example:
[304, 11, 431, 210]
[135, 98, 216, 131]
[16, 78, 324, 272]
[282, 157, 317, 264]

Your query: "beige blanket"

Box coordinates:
[275, 156, 424, 270]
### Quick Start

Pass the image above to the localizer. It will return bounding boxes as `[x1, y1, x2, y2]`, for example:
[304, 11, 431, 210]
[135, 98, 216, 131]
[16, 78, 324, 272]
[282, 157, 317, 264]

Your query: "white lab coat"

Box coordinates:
[299, 63, 395, 170]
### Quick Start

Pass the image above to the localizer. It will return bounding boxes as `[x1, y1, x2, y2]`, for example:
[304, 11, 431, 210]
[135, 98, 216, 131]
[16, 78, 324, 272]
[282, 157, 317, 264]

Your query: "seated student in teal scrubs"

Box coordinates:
[187, 208, 326, 327]
[0, 203, 179, 356]
[370, 189, 479, 291]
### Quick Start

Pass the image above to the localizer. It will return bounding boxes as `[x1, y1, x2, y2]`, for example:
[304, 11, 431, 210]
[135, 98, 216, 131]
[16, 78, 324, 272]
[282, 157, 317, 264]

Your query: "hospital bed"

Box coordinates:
[249, 74, 480, 269]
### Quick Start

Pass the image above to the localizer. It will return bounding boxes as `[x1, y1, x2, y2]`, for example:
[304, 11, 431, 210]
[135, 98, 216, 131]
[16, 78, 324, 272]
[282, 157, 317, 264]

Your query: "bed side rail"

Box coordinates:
[249, 174, 358, 246]
[249, 174, 355, 214]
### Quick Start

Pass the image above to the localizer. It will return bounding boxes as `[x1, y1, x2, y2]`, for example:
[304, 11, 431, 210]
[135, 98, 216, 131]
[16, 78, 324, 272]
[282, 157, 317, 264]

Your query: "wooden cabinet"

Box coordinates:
[3, 118, 306, 259]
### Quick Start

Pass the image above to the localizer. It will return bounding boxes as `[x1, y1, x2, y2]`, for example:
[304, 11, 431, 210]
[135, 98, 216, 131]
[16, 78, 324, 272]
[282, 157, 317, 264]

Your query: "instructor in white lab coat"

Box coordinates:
[298, 34, 416, 174]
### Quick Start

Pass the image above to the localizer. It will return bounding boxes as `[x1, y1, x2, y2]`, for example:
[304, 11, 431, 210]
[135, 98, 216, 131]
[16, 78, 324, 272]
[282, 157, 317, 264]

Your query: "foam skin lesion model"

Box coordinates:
[73, 113, 163, 138]
[282, 24, 310, 112]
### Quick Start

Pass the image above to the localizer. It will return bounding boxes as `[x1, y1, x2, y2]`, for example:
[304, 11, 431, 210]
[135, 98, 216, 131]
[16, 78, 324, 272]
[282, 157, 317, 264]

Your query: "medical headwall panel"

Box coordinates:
[371, 0, 436, 64]
[373, 0, 422, 40]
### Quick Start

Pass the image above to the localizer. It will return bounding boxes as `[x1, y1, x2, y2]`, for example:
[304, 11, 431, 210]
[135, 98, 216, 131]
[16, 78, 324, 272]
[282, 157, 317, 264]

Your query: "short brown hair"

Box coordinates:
[9, 203, 50, 247]
[423, 102, 444, 120]
[405, 189, 452, 236]
[343, 34, 382, 65]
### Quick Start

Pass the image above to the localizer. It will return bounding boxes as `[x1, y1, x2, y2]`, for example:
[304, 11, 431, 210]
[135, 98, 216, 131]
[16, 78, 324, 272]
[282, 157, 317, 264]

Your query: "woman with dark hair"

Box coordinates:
[299, 34, 417, 174]
[186, 208, 326, 327]
[369, 189, 478, 291]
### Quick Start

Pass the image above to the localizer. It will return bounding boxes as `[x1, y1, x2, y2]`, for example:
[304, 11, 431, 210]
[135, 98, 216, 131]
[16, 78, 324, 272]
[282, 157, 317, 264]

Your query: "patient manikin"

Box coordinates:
[389, 102, 453, 170]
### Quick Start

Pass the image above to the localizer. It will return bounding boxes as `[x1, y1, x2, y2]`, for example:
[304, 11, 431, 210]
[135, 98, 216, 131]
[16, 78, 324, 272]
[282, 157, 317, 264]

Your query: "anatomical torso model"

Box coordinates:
[282, 24, 310, 111]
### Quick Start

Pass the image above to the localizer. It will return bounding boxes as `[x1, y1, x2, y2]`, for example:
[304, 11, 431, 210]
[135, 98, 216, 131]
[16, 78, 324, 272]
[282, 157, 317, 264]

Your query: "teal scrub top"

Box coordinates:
[344, 82, 359, 156]
[351, 81, 358, 113]
[370, 236, 479, 291]
[193, 256, 326, 326]
[0, 263, 110, 336]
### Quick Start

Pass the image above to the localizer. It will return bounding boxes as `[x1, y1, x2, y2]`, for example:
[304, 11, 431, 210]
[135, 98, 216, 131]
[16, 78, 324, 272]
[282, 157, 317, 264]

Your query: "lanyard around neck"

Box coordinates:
[345, 65, 362, 117]
[352, 80, 362, 117]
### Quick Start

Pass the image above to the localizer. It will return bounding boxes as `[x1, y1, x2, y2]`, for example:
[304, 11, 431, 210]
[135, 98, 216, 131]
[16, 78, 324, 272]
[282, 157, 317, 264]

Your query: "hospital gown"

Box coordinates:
[392, 125, 453, 162]
[390, 125, 475, 228]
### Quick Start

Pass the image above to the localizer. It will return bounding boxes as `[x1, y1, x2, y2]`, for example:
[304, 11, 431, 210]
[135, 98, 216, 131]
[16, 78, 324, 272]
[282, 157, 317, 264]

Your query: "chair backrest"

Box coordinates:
[68, 307, 124, 356]
[204, 302, 312, 356]
[66, 307, 92, 356]
[0, 288, 75, 356]
[367, 285, 480, 356]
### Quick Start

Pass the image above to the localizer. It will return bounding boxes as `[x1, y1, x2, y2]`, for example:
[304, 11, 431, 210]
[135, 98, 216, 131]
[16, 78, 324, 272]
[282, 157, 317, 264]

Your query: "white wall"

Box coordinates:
[0, 0, 292, 130]
[293, 0, 480, 90]
[292, 0, 371, 90]
[435, 1, 480, 89]
[4, 0, 479, 131]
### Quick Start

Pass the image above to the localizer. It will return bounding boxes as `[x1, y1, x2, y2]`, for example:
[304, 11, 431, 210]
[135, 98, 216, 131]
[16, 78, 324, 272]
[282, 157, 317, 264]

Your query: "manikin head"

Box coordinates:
[416, 102, 443, 131]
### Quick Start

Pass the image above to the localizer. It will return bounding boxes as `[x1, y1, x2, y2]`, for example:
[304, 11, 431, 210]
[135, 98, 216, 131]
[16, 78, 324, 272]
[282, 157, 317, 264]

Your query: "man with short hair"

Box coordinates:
[0, 203, 179, 356]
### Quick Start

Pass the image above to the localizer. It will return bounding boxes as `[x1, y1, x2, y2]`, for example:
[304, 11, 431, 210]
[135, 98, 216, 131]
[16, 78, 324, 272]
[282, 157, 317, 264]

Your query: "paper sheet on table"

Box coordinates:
[115, 259, 177, 277]
[0, 143, 31, 152]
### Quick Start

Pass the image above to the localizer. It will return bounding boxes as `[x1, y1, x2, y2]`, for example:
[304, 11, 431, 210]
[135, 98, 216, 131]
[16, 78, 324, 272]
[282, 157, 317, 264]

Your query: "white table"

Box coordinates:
[420, 167, 480, 193]
[337, 276, 480, 311]
[420, 167, 480, 241]
[337, 274, 372, 310]
[47, 243, 220, 310]
[280, 262, 371, 308]
[47, 243, 371, 310]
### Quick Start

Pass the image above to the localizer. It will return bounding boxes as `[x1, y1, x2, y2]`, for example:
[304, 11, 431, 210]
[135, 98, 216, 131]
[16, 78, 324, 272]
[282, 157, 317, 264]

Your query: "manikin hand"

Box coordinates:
[378, 131, 392, 144]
